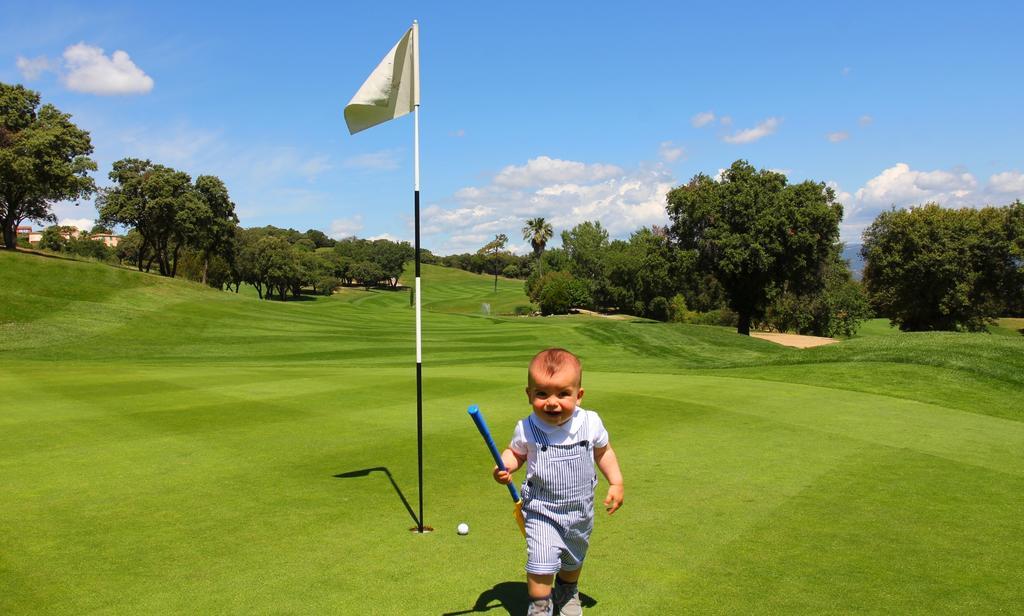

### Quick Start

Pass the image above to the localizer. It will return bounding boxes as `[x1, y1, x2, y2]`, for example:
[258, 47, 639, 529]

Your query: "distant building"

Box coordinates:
[90, 233, 121, 247]
[20, 225, 122, 247]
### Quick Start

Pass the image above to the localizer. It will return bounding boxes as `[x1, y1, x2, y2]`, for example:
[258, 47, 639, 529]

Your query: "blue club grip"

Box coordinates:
[468, 405, 521, 502]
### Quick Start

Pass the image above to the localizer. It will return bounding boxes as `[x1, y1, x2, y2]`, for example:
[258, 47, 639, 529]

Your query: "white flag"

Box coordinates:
[344, 25, 419, 135]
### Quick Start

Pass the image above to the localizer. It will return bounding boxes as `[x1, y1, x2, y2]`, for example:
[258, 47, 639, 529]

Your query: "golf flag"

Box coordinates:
[345, 22, 427, 533]
[344, 25, 419, 134]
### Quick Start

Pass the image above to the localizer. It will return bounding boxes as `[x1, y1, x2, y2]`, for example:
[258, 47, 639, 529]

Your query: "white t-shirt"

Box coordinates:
[509, 406, 609, 463]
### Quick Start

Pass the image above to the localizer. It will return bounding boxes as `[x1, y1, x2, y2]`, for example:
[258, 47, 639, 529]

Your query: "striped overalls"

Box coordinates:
[521, 414, 598, 575]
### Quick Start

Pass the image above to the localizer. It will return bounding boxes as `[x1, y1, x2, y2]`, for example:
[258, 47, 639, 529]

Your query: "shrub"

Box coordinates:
[689, 308, 739, 327]
[513, 305, 533, 316]
[762, 249, 872, 337]
[316, 275, 342, 296]
[648, 296, 670, 321]
[668, 294, 695, 323]
[537, 271, 575, 315]
[37, 227, 69, 252]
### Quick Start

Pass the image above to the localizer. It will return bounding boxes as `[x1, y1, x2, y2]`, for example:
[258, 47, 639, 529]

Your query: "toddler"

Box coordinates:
[493, 348, 624, 616]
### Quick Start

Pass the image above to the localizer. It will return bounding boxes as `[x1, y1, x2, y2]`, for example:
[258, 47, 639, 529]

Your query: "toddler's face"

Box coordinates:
[526, 365, 583, 426]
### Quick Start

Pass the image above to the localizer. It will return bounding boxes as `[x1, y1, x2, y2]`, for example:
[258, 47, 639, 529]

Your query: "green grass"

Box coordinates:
[852, 317, 902, 337]
[2, 249, 1023, 614]
[992, 317, 1024, 337]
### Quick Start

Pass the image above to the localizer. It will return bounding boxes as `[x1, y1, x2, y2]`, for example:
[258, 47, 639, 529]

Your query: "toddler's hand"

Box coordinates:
[493, 466, 512, 485]
[604, 484, 624, 514]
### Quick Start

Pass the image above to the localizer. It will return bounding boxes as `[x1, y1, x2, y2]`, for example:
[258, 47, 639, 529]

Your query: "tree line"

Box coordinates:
[463, 160, 1022, 335]
[4, 82, 1021, 333]
[459, 161, 869, 336]
[119, 225, 414, 301]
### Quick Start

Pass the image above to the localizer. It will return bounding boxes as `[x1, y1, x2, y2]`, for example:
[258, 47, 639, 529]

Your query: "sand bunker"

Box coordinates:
[750, 332, 839, 348]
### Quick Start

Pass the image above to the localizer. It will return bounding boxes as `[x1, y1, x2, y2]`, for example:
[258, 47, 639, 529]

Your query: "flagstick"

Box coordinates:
[413, 21, 424, 532]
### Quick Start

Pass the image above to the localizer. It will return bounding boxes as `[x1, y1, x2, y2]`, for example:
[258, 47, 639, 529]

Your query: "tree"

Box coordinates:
[351, 260, 384, 287]
[252, 235, 298, 300]
[97, 159, 202, 277]
[763, 244, 871, 336]
[114, 228, 149, 266]
[667, 160, 843, 335]
[333, 237, 412, 287]
[1, 83, 96, 250]
[370, 239, 414, 287]
[604, 228, 677, 318]
[1007, 200, 1024, 315]
[522, 217, 553, 276]
[561, 221, 611, 310]
[535, 271, 591, 315]
[304, 228, 334, 248]
[192, 175, 238, 285]
[862, 202, 1020, 331]
[478, 233, 509, 292]
[37, 225, 74, 252]
[235, 227, 266, 298]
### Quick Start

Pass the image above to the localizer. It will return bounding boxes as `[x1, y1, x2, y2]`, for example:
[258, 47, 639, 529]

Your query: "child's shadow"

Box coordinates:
[442, 582, 597, 615]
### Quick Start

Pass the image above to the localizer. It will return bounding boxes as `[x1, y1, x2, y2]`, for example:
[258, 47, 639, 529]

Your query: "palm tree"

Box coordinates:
[522, 217, 553, 276]
[478, 233, 508, 292]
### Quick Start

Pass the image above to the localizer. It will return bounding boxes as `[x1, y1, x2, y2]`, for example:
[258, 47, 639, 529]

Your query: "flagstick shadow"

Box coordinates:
[333, 467, 419, 527]
[441, 582, 596, 615]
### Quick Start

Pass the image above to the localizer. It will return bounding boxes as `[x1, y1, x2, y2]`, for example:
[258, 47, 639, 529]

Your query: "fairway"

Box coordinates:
[2, 250, 1023, 615]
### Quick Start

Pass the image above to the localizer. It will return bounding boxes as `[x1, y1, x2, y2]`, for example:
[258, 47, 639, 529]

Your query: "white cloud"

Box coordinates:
[329, 215, 364, 239]
[859, 115, 874, 127]
[658, 141, 685, 162]
[16, 55, 55, 80]
[61, 43, 153, 95]
[58, 217, 95, 231]
[826, 131, 850, 143]
[854, 163, 977, 209]
[691, 111, 716, 128]
[719, 115, 733, 127]
[421, 205, 498, 236]
[826, 181, 853, 207]
[426, 157, 674, 254]
[492, 156, 623, 189]
[988, 171, 1024, 195]
[833, 163, 1022, 243]
[722, 117, 781, 144]
[343, 150, 401, 171]
[450, 129, 466, 138]
[841, 67, 852, 76]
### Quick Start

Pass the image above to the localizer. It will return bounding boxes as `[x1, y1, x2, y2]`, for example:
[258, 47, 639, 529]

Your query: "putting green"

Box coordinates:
[1, 250, 1022, 614]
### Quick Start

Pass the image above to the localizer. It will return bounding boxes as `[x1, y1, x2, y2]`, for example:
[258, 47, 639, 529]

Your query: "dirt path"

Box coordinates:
[750, 332, 839, 348]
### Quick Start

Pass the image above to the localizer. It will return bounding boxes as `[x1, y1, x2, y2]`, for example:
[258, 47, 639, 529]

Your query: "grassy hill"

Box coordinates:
[2, 250, 1022, 614]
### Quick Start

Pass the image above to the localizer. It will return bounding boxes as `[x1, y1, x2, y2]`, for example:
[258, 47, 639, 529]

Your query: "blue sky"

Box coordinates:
[3, 1, 1022, 253]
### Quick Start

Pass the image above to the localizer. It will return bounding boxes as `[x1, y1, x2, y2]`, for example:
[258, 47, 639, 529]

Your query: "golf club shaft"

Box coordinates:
[467, 405, 521, 502]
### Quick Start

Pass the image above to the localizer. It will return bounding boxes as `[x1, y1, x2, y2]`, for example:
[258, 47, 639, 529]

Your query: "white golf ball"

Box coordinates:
[457, 523, 469, 535]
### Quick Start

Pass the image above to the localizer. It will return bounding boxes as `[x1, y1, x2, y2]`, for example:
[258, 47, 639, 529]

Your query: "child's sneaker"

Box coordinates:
[526, 595, 554, 616]
[553, 584, 582, 616]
